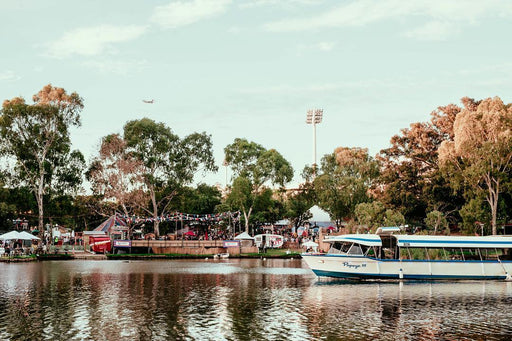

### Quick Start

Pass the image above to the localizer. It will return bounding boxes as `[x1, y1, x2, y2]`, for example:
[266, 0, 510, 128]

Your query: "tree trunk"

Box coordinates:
[243, 207, 253, 234]
[36, 177, 45, 238]
[486, 176, 499, 235]
[491, 195, 498, 236]
[37, 192, 44, 237]
[149, 187, 160, 238]
[150, 188, 160, 237]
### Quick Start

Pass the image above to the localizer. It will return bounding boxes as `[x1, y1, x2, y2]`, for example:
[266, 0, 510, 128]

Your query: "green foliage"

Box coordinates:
[122, 118, 217, 236]
[354, 201, 385, 230]
[315, 149, 379, 227]
[224, 138, 293, 232]
[377, 102, 463, 226]
[424, 210, 448, 234]
[283, 177, 315, 228]
[384, 209, 405, 227]
[0, 85, 85, 231]
[459, 198, 490, 235]
[172, 184, 222, 214]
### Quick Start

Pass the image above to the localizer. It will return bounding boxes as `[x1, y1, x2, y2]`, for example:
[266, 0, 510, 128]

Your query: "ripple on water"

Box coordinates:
[2, 262, 512, 340]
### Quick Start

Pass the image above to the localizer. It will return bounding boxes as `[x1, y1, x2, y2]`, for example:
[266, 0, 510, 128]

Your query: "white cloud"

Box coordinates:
[297, 41, 336, 55]
[0, 70, 20, 81]
[81, 59, 148, 75]
[151, 0, 231, 29]
[317, 41, 335, 51]
[404, 21, 457, 41]
[45, 25, 148, 59]
[264, 0, 512, 40]
[239, 0, 321, 9]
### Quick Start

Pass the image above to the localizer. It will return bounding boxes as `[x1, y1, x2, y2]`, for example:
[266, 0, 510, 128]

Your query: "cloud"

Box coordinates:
[263, 0, 512, 39]
[0, 70, 21, 81]
[151, 0, 231, 29]
[239, 0, 321, 9]
[45, 25, 148, 59]
[296, 41, 336, 55]
[404, 21, 457, 41]
[316, 41, 335, 51]
[81, 59, 148, 75]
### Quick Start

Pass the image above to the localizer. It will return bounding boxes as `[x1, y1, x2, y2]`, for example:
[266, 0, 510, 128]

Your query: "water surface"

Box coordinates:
[1, 259, 512, 340]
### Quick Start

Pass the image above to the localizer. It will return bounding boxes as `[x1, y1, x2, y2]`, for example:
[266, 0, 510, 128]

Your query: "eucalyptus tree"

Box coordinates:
[123, 118, 217, 237]
[0, 84, 85, 233]
[224, 138, 293, 233]
[377, 101, 465, 224]
[439, 96, 512, 235]
[354, 201, 404, 232]
[283, 173, 316, 228]
[87, 133, 148, 219]
[315, 147, 379, 227]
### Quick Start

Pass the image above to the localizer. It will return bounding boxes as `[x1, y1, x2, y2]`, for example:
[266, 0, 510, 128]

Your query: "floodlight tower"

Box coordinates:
[306, 109, 323, 178]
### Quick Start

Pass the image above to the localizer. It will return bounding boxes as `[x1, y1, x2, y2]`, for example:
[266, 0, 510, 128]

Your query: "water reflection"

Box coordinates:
[1, 260, 512, 340]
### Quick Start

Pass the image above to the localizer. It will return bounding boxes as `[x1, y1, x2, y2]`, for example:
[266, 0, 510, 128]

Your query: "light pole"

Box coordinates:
[222, 159, 228, 189]
[306, 109, 323, 178]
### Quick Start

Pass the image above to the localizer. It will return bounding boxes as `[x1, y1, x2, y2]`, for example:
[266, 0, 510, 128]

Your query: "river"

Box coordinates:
[1, 259, 512, 340]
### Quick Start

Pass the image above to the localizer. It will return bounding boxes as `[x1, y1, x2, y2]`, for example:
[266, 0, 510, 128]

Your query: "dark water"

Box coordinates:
[1, 259, 512, 340]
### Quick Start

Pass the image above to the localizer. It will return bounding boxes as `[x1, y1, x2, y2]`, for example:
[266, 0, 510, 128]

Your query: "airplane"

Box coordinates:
[142, 99, 154, 104]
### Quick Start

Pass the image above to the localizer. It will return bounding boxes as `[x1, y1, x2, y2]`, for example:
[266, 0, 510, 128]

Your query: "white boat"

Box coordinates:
[213, 253, 230, 259]
[302, 227, 512, 280]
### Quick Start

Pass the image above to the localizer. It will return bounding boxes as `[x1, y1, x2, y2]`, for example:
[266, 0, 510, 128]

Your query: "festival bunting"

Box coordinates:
[117, 211, 241, 224]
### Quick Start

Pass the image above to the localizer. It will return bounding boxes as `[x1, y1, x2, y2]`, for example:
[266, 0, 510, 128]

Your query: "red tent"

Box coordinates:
[184, 231, 196, 236]
[93, 215, 128, 234]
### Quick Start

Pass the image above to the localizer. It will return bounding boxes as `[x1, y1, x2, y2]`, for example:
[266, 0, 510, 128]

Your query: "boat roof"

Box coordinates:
[324, 234, 382, 247]
[394, 234, 512, 248]
[376, 226, 401, 235]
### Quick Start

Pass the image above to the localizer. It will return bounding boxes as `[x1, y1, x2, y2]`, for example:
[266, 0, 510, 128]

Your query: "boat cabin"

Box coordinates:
[325, 228, 512, 261]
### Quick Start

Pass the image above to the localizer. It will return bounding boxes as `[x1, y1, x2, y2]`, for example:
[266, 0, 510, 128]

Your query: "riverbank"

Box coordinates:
[107, 249, 302, 260]
[2, 249, 302, 262]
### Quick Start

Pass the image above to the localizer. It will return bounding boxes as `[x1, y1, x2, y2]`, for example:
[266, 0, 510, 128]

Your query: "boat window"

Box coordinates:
[399, 247, 428, 260]
[347, 244, 363, 255]
[360, 245, 377, 257]
[328, 242, 353, 254]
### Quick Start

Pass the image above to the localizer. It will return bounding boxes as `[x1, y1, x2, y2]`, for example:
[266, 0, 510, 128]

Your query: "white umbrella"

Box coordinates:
[18, 231, 41, 240]
[0, 231, 20, 240]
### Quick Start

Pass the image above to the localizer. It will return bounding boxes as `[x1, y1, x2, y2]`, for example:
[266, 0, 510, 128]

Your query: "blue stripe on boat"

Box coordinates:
[311, 269, 506, 280]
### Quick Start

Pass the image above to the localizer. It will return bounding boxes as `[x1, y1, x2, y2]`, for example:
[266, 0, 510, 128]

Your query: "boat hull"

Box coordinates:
[302, 253, 512, 280]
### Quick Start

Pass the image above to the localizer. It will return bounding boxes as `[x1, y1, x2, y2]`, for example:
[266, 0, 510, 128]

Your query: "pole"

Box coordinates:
[313, 120, 317, 177]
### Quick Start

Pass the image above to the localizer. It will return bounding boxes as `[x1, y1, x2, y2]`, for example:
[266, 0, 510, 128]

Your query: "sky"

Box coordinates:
[1, 0, 512, 190]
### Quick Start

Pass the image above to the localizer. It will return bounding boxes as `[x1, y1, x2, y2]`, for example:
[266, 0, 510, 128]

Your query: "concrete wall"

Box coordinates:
[151, 246, 258, 255]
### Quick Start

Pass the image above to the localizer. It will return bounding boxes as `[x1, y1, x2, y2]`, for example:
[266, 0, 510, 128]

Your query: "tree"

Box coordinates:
[424, 210, 448, 235]
[283, 181, 315, 228]
[226, 176, 254, 232]
[224, 138, 293, 233]
[172, 183, 222, 214]
[315, 147, 379, 227]
[439, 97, 512, 235]
[354, 201, 404, 231]
[377, 101, 464, 224]
[354, 201, 385, 231]
[0, 84, 85, 234]
[87, 133, 148, 220]
[123, 118, 217, 237]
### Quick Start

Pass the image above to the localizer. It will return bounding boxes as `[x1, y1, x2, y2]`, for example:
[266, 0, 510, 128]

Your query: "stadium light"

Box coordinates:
[305, 109, 323, 177]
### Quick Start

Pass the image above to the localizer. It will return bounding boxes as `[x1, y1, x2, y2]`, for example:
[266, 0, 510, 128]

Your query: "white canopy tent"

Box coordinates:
[0, 231, 20, 240]
[302, 240, 319, 252]
[234, 232, 254, 240]
[18, 231, 41, 241]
